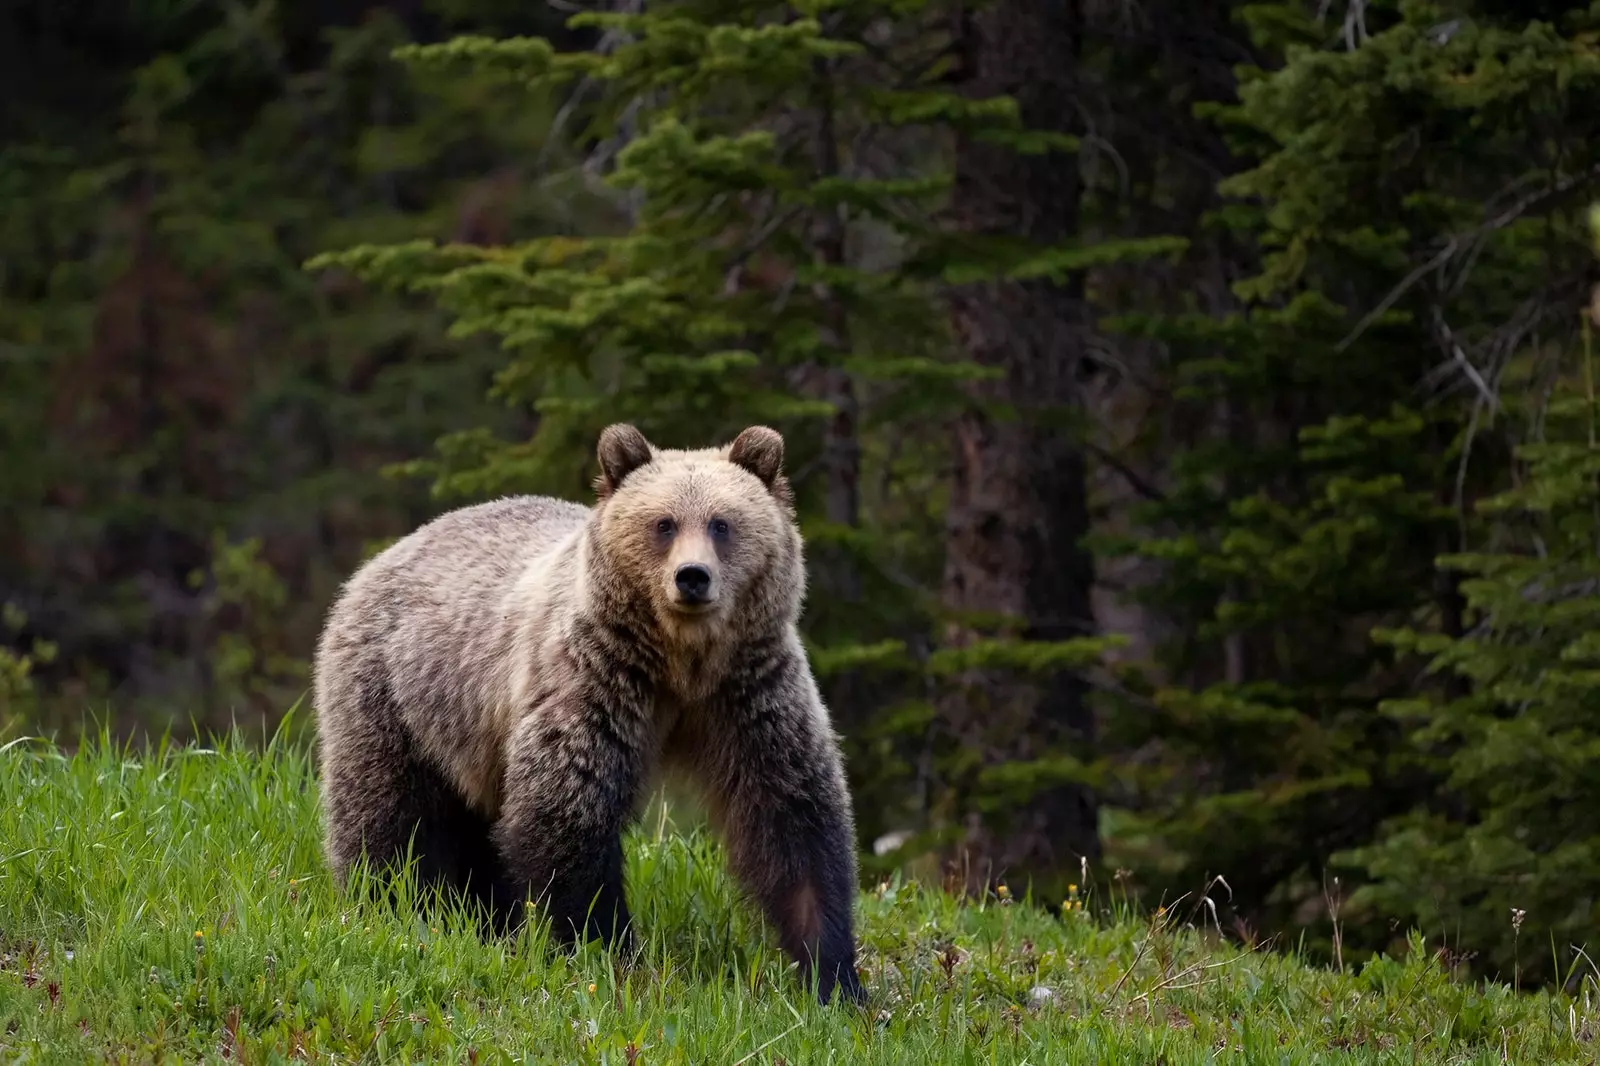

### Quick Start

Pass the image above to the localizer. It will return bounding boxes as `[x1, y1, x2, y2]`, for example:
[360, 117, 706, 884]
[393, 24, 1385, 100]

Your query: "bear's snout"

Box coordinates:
[673, 562, 715, 606]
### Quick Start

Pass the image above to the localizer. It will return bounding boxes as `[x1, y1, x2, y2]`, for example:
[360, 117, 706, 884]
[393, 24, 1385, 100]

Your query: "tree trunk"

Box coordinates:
[811, 52, 861, 543]
[939, 0, 1100, 893]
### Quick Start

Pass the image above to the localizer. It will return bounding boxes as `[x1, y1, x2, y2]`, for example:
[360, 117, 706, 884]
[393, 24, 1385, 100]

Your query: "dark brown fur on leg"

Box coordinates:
[703, 644, 865, 1005]
[321, 684, 504, 927]
[490, 690, 648, 953]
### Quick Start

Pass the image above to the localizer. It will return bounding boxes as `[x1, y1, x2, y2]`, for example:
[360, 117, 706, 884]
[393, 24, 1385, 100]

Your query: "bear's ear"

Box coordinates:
[727, 425, 785, 488]
[594, 423, 655, 499]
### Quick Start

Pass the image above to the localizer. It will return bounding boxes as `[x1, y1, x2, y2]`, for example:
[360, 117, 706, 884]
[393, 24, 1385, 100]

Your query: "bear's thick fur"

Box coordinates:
[313, 424, 864, 1004]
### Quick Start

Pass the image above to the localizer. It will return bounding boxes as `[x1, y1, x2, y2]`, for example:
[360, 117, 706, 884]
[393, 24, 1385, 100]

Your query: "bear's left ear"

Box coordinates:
[595, 423, 655, 499]
[727, 425, 785, 487]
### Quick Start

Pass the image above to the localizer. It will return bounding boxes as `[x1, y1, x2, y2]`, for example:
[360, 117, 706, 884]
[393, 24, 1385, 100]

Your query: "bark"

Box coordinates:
[811, 53, 861, 539]
[939, 0, 1100, 892]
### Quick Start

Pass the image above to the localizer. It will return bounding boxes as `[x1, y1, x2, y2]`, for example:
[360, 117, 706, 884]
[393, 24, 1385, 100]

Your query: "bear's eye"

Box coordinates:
[709, 518, 731, 540]
[655, 517, 676, 537]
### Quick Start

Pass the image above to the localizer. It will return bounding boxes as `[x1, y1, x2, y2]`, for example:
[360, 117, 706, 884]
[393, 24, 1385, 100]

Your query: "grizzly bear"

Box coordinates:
[312, 424, 864, 1004]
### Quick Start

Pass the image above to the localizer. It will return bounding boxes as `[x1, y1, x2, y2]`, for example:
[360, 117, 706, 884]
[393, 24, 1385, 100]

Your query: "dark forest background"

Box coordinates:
[4, 0, 1600, 992]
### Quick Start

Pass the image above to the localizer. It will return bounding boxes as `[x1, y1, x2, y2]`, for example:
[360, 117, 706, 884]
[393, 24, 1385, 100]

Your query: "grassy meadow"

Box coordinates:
[1, 720, 1596, 1064]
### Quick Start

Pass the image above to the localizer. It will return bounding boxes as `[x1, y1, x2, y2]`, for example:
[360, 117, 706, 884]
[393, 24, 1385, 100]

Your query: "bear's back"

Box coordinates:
[315, 494, 592, 814]
[337, 494, 589, 623]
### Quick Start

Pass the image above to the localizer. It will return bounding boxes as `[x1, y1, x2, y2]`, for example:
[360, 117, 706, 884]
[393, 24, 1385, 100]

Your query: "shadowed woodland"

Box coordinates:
[4, 0, 1600, 994]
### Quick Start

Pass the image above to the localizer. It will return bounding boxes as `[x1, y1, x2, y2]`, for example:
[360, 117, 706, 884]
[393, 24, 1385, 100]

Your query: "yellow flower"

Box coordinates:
[996, 883, 1011, 900]
[588, 983, 598, 994]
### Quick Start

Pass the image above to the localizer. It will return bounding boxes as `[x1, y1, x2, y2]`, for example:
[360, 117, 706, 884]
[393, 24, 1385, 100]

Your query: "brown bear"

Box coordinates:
[312, 424, 865, 1004]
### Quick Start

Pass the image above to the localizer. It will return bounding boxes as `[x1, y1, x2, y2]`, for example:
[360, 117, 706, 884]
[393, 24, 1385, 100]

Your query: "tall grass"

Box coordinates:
[2, 719, 1596, 1063]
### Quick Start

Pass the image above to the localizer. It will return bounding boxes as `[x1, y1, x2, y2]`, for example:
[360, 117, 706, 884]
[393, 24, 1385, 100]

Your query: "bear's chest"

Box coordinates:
[657, 642, 732, 704]
[652, 679, 731, 759]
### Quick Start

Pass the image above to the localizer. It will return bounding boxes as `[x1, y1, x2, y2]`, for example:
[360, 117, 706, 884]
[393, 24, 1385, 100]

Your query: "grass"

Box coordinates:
[2, 723, 1597, 1065]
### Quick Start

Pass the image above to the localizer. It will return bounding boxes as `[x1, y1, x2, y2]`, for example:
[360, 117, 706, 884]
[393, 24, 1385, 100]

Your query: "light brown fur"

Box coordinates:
[313, 425, 865, 1004]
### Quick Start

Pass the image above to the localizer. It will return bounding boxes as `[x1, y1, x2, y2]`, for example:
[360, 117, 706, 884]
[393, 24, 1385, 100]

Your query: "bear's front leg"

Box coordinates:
[491, 694, 648, 953]
[707, 646, 866, 1006]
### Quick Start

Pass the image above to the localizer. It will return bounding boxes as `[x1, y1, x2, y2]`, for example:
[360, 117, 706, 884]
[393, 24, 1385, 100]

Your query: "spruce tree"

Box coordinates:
[0, 3, 588, 736]
[1342, 204, 1600, 987]
[1101, 2, 1600, 970]
[313, 0, 1169, 877]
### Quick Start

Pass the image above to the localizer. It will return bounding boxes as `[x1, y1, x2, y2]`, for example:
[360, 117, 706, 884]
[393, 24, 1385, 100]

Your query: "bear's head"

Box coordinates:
[590, 423, 803, 641]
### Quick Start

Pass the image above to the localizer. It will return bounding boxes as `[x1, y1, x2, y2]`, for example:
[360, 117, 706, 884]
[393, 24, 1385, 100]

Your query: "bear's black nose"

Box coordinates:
[675, 563, 713, 602]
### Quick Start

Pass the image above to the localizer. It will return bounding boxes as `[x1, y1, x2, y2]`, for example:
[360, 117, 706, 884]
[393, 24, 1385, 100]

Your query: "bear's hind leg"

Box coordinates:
[321, 705, 503, 927]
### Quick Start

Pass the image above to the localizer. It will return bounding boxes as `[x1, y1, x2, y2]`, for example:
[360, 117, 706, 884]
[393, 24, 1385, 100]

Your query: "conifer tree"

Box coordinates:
[1101, 2, 1600, 966]
[0, 3, 587, 734]
[313, 0, 1172, 874]
[1342, 204, 1600, 987]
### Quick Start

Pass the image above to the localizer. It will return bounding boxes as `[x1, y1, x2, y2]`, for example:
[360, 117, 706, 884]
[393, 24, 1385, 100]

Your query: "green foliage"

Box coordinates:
[186, 535, 307, 716]
[1340, 315, 1600, 986]
[0, 605, 55, 734]
[314, 9, 963, 501]
[0, 2, 599, 737]
[3, 733, 1598, 1062]
[1099, 0, 1600, 973]
[313, 0, 1169, 864]
[1100, 286, 1467, 935]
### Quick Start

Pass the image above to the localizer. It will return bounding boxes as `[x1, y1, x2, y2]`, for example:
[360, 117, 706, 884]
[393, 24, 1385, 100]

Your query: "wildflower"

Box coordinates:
[588, 983, 598, 994]
[1511, 908, 1526, 933]
[996, 883, 1011, 901]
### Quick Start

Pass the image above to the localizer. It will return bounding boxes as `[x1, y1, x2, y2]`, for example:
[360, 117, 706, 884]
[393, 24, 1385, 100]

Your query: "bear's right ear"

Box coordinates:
[594, 423, 655, 499]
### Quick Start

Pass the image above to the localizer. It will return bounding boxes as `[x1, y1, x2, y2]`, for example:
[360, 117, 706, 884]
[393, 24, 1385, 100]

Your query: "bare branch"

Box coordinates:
[1338, 162, 1600, 352]
[1429, 306, 1500, 413]
[1084, 441, 1166, 503]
